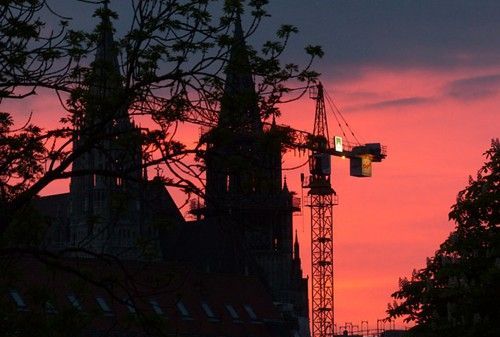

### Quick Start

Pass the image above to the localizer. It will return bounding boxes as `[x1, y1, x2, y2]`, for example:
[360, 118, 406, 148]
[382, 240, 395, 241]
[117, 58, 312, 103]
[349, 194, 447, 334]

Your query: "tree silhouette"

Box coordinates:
[0, 0, 322, 233]
[388, 139, 500, 337]
[1, 1, 322, 335]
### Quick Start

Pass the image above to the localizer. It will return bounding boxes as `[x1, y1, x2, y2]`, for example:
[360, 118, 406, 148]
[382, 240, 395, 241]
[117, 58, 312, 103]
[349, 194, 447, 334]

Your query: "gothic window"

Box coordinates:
[95, 192, 101, 210]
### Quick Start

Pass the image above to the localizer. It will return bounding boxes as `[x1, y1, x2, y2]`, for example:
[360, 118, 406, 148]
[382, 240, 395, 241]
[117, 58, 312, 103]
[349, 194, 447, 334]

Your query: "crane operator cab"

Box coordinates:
[308, 152, 335, 192]
[310, 152, 331, 177]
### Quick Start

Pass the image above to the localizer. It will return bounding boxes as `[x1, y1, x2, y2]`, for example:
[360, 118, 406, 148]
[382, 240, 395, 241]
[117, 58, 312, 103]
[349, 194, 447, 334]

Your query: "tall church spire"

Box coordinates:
[218, 9, 262, 134]
[68, 1, 143, 258]
[283, 176, 289, 192]
[294, 230, 300, 261]
[95, 1, 117, 68]
[90, 0, 122, 104]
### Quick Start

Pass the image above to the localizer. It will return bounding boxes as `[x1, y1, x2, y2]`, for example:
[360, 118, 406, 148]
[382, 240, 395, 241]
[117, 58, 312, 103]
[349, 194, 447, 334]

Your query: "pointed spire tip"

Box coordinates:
[283, 176, 289, 191]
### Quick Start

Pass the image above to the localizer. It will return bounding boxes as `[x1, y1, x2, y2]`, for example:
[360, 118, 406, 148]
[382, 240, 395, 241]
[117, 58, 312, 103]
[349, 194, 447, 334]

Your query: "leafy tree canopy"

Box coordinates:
[0, 3, 323, 335]
[387, 139, 500, 337]
[0, 0, 322, 234]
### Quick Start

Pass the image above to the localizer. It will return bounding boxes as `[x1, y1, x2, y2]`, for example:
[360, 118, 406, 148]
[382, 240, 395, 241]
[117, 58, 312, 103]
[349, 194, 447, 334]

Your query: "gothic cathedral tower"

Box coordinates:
[203, 10, 309, 330]
[69, 5, 143, 258]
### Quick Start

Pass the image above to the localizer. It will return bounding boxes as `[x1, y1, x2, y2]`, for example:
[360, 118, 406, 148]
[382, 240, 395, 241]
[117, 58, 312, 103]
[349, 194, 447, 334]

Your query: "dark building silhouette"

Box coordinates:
[41, 10, 176, 260]
[193, 13, 309, 331]
[36, 7, 309, 337]
[68, 11, 145, 258]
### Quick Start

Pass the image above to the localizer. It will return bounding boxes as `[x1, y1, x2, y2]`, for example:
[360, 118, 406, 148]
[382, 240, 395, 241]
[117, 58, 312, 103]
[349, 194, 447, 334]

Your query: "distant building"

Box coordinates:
[35, 5, 309, 337]
[40, 10, 178, 260]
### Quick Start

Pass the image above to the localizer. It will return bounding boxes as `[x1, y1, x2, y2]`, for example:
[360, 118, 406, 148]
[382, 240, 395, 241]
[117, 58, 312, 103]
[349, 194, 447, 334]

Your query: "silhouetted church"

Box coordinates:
[37, 7, 309, 336]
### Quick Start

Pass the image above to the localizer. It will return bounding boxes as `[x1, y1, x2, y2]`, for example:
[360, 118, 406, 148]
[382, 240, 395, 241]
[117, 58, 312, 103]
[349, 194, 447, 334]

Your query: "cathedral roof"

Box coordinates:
[35, 179, 184, 225]
[34, 193, 71, 221]
[145, 178, 185, 222]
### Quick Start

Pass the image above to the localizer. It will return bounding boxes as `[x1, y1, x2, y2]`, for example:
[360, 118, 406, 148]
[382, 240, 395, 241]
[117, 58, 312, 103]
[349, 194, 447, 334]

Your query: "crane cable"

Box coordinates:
[324, 90, 359, 145]
[324, 90, 362, 146]
[326, 95, 349, 143]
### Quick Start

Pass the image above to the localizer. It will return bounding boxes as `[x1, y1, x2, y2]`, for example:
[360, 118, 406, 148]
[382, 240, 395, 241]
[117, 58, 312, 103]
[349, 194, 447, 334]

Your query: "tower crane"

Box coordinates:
[301, 82, 386, 337]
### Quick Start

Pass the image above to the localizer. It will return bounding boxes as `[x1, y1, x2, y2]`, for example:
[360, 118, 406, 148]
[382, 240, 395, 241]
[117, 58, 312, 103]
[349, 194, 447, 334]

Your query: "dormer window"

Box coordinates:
[225, 304, 239, 320]
[45, 301, 57, 314]
[244, 304, 257, 320]
[176, 300, 192, 319]
[124, 298, 136, 314]
[96, 297, 113, 316]
[201, 301, 217, 320]
[149, 299, 164, 315]
[9, 290, 27, 311]
[67, 294, 82, 311]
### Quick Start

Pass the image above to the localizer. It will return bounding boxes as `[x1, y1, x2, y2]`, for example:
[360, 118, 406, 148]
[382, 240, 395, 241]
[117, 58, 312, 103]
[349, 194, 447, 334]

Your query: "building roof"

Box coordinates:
[145, 177, 185, 223]
[34, 193, 71, 221]
[2, 256, 290, 337]
[34, 179, 184, 222]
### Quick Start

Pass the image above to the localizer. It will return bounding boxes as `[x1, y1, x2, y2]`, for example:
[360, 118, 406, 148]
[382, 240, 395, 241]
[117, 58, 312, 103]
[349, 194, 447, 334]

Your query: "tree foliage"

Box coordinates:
[387, 139, 500, 337]
[0, 0, 322, 232]
[0, 2, 322, 335]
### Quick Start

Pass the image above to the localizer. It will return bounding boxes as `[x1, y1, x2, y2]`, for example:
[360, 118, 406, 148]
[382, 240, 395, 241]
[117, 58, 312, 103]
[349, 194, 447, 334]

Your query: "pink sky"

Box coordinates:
[278, 66, 499, 329]
[3, 0, 500, 334]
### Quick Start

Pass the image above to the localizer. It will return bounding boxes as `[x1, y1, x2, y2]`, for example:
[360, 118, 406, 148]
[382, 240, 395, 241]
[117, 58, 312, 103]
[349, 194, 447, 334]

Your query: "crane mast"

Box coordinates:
[303, 83, 336, 337]
[302, 82, 386, 337]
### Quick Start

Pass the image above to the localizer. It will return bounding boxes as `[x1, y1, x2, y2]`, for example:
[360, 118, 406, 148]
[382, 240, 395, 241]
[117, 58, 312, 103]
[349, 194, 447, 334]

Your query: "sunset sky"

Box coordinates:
[267, 0, 500, 328]
[5, 0, 500, 331]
